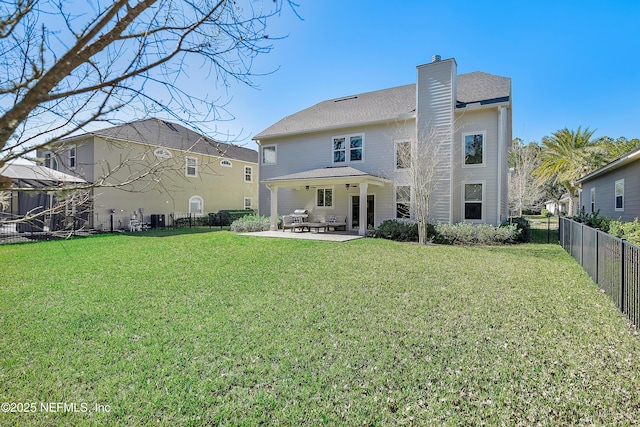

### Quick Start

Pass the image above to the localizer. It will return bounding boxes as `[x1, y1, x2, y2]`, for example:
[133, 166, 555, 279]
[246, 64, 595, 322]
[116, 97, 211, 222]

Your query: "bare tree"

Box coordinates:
[396, 122, 447, 244]
[0, 0, 297, 169]
[508, 138, 543, 217]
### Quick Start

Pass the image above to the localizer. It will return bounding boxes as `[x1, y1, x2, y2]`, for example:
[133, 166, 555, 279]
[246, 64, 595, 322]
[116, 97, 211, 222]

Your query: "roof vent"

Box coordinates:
[334, 96, 358, 103]
[432, 54, 441, 63]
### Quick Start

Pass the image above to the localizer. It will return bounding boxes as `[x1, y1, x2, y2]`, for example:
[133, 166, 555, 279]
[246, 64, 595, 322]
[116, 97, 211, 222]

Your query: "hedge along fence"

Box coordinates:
[370, 219, 522, 245]
[172, 209, 256, 228]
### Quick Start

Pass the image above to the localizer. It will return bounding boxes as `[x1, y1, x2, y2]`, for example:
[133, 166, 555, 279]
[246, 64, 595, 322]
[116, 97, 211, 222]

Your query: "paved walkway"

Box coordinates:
[238, 230, 363, 242]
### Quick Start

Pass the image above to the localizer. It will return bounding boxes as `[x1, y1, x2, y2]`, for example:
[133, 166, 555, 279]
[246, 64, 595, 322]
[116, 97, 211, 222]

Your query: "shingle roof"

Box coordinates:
[254, 72, 510, 140]
[76, 119, 258, 163]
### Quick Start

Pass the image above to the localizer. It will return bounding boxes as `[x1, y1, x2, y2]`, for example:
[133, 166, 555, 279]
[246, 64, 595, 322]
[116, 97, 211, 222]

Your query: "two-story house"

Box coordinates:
[254, 56, 512, 235]
[40, 118, 258, 229]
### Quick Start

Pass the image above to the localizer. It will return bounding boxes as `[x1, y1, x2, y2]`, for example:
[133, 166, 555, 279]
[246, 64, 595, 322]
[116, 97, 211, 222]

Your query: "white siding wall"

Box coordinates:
[452, 109, 501, 224]
[416, 59, 456, 223]
[258, 122, 403, 225]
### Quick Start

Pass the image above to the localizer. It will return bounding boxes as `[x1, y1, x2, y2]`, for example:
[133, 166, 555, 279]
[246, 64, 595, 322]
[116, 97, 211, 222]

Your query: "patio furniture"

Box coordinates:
[325, 215, 347, 231]
[282, 215, 300, 232]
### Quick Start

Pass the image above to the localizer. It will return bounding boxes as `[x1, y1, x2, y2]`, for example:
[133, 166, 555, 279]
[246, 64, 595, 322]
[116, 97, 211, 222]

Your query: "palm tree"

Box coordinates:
[534, 127, 603, 216]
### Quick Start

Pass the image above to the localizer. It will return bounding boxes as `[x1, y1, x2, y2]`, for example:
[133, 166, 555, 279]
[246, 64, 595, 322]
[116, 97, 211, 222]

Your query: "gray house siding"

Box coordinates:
[579, 161, 640, 222]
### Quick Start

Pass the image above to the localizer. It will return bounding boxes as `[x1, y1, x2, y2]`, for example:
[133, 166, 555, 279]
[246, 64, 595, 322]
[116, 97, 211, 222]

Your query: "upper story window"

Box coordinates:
[463, 132, 485, 166]
[615, 179, 624, 211]
[333, 134, 363, 164]
[463, 182, 484, 221]
[395, 185, 411, 218]
[262, 145, 276, 165]
[220, 160, 232, 167]
[43, 152, 58, 170]
[244, 166, 253, 183]
[185, 156, 198, 177]
[68, 145, 76, 169]
[590, 188, 596, 213]
[395, 140, 411, 169]
[316, 188, 333, 208]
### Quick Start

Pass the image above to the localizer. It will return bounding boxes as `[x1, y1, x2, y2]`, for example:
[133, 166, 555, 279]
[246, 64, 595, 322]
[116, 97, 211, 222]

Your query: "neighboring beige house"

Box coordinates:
[254, 56, 512, 235]
[39, 119, 258, 229]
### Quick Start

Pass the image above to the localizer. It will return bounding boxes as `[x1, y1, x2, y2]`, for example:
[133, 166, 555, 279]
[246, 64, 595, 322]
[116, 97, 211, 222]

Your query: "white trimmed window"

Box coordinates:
[185, 156, 197, 177]
[615, 179, 624, 211]
[189, 196, 203, 214]
[463, 132, 486, 166]
[463, 182, 484, 221]
[244, 197, 252, 210]
[332, 134, 364, 164]
[590, 188, 596, 213]
[220, 160, 232, 167]
[44, 152, 58, 170]
[395, 185, 411, 219]
[262, 145, 276, 165]
[395, 140, 411, 169]
[244, 166, 253, 183]
[68, 145, 76, 169]
[316, 188, 333, 208]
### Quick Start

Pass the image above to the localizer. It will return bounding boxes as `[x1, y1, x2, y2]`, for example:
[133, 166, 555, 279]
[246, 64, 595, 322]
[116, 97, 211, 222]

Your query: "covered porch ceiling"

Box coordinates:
[261, 166, 390, 188]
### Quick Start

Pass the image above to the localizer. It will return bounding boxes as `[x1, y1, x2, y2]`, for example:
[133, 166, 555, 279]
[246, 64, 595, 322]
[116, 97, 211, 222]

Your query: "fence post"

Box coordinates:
[595, 230, 599, 286]
[620, 239, 626, 313]
[580, 223, 584, 267]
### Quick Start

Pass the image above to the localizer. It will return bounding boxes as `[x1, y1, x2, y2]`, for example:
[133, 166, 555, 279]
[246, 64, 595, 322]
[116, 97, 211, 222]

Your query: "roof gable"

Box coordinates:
[254, 72, 511, 140]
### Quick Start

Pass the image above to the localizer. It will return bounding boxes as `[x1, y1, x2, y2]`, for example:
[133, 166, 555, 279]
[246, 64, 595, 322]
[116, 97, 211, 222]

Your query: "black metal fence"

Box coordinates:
[1, 209, 255, 244]
[560, 217, 640, 328]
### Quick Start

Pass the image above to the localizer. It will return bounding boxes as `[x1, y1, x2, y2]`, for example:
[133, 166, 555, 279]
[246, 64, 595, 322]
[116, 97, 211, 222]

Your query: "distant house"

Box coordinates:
[577, 147, 640, 221]
[253, 56, 512, 235]
[544, 194, 572, 216]
[38, 119, 258, 230]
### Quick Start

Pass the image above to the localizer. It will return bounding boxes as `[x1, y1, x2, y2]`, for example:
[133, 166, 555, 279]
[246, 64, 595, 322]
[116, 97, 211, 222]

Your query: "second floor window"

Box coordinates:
[244, 166, 253, 183]
[615, 179, 624, 211]
[333, 134, 363, 163]
[186, 157, 197, 177]
[44, 152, 58, 170]
[463, 132, 485, 166]
[69, 145, 76, 169]
[262, 145, 276, 165]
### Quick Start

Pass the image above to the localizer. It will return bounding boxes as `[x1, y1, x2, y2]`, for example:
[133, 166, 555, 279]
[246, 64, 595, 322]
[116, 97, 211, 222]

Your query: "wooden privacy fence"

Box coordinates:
[560, 217, 640, 328]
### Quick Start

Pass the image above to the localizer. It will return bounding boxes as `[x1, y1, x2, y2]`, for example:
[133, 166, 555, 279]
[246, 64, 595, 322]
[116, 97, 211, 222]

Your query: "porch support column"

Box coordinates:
[268, 184, 279, 231]
[358, 182, 368, 236]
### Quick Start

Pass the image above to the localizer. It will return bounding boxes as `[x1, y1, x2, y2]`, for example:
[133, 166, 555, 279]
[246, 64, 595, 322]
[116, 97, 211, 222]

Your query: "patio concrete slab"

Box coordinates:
[238, 230, 363, 242]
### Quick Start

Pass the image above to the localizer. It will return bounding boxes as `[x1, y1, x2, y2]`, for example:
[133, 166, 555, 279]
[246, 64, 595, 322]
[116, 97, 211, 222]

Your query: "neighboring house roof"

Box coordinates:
[576, 147, 640, 184]
[68, 119, 258, 164]
[254, 72, 511, 140]
[0, 162, 86, 188]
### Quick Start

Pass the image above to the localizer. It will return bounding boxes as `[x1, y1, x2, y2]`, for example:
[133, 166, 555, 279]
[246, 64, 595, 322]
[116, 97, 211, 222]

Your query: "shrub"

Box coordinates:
[572, 208, 610, 232]
[609, 218, 640, 246]
[506, 217, 531, 243]
[371, 219, 419, 242]
[229, 215, 272, 232]
[434, 222, 519, 245]
[173, 215, 210, 227]
[541, 208, 553, 217]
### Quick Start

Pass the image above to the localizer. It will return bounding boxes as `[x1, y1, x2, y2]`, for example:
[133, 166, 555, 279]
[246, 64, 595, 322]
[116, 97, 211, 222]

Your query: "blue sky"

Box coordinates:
[212, 1, 640, 150]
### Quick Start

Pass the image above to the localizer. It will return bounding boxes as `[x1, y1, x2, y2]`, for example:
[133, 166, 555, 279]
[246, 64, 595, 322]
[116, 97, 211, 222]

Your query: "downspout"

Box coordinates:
[497, 106, 507, 224]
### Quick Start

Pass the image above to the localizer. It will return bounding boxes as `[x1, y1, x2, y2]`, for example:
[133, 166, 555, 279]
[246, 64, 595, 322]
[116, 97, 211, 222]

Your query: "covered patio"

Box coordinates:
[262, 166, 390, 236]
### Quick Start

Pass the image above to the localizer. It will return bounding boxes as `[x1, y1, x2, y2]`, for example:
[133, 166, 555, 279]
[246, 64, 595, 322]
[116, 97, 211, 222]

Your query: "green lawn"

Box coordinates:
[525, 214, 560, 244]
[1, 232, 640, 425]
